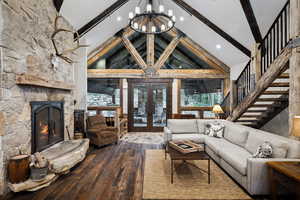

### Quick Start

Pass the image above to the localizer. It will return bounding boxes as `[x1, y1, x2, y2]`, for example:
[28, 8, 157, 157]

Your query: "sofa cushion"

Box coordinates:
[196, 120, 206, 134]
[205, 137, 251, 175]
[171, 134, 207, 144]
[245, 133, 289, 158]
[167, 119, 198, 134]
[205, 137, 232, 155]
[219, 147, 251, 176]
[220, 150, 251, 176]
[224, 125, 249, 147]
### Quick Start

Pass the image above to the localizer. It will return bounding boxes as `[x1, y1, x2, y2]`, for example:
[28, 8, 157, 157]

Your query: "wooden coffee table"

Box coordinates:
[167, 143, 211, 184]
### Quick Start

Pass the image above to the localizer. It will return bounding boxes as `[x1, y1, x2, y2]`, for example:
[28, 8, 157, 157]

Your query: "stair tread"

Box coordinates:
[246, 110, 268, 113]
[257, 98, 288, 101]
[277, 73, 289, 79]
[241, 115, 262, 117]
[263, 91, 289, 95]
[269, 83, 289, 87]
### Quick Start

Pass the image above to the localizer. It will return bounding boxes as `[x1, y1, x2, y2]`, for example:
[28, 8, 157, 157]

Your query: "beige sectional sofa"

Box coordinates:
[164, 119, 300, 196]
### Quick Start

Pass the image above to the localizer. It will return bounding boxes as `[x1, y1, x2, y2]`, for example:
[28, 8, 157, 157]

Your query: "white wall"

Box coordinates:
[230, 61, 249, 80]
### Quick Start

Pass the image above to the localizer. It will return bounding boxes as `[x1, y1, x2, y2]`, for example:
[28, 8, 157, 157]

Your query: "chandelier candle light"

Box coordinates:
[129, 0, 176, 34]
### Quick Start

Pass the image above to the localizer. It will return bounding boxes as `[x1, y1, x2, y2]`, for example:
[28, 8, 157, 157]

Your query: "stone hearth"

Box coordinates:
[8, 139, 89, 192]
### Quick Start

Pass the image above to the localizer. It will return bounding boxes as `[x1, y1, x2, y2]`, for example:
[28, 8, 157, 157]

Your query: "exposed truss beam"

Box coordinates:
[154, 36, 182, 70]
[240, 0, 262, 43]
[122, 36, 147, 69]
[87, 27, 135, 65]
[76, 0, 129, 39]
[88, 69, 228, 79]
[147, 34, 155, 66]
[171, 0, 251, 57]
[53, 0, 64, 12]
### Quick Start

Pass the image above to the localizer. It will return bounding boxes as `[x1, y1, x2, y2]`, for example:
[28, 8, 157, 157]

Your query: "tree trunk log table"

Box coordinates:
[167, 143, 210, 184]
[267, 161, 300, 200]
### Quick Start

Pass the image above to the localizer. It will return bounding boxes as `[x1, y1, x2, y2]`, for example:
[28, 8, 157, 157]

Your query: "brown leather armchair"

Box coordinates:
[86, 115, 119, 147]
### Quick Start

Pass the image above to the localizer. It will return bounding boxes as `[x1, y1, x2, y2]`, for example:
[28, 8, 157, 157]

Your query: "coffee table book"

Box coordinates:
[169, 141, 203, 154]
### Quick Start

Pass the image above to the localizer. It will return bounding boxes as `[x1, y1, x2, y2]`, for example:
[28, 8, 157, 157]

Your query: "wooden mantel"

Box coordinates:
[16, 74, 75, 91]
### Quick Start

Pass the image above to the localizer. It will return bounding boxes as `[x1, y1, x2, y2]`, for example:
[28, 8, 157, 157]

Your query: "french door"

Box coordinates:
[128, 79, 172, 132]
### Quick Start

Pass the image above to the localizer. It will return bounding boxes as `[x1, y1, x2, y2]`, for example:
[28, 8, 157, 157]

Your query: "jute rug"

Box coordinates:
[143, 150, 252, 200]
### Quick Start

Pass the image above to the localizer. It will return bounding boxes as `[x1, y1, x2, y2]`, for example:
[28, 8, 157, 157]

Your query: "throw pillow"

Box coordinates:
[204, 123, 212, 135]
[252, 141, 273, 158]
[205, 122, 225, 138]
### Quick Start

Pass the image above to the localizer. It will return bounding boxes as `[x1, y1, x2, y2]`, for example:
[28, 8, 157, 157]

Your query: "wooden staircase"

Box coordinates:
[226, 1, 292, 128]
[235, 68, 289, 128]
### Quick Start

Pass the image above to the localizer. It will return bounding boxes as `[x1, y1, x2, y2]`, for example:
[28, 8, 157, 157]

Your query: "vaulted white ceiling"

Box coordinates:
[60, 0, 287, 68]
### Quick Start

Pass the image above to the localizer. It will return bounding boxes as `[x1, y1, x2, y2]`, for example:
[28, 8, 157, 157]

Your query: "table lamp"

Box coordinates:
[292, 116, 300, 138]
[212, 104, 224, 119]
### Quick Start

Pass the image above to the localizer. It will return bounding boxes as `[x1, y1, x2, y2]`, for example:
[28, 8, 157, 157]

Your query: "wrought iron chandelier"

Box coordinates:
[128, 0, 176, 34]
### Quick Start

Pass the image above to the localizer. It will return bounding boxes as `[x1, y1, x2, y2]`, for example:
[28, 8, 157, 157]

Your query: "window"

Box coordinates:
[181, 79, 223, 107]
[87, 79, 121, 107]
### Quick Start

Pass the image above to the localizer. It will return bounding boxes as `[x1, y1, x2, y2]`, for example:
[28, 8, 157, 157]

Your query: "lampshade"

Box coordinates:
[292, 116, 300, 137]
[212, 105, 224, 114]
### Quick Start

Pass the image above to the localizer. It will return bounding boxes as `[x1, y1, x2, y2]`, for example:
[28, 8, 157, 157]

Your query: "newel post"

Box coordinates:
[251, 43, 262, 83]
[289, 0, 300, 138]
[230, 80, 238, 115]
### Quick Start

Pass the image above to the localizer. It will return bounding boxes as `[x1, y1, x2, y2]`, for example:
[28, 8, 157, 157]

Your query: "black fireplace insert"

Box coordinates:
[30, 101, 64, 153]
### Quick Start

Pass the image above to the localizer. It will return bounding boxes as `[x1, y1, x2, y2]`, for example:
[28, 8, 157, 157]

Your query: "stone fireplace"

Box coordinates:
[30, 101, 64, 153]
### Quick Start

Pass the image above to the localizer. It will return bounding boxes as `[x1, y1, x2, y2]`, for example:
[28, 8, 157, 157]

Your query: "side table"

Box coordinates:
[267, 161, 300, 200]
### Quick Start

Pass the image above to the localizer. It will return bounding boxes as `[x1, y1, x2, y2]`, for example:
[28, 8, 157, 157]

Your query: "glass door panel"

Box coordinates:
[152, 85, 167, 127]
[133, 83, 148, 128]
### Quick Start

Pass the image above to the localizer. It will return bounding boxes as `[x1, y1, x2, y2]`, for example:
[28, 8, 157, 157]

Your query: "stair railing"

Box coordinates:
[234, 1, 290, 108]
[236, 60, 252, 105]
[221, 92, 230, 119]
[260, 1, 290, 76]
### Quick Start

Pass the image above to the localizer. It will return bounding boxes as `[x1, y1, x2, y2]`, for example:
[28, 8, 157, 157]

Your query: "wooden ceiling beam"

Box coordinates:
[147, 34, 155, 66]
[240, 0, 263, 43]
[154, 36, 182, 70]
[87, 27, 135, 65]
[76, 0, 129, 39]
[171, 0, 251, 57]
[122, 36, 147, 69]
[88, 69, 228, 79]
[53, 0, 64, 12]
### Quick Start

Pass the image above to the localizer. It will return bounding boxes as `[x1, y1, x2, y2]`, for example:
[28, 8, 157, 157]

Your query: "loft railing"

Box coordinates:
[234, 1, 290, 108]
[236, 61, 251, 104]
[221, 92, 230, 119]
[260, 1, 290, 75]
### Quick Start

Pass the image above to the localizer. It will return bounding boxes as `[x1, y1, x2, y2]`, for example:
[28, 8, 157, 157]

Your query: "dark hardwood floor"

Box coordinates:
[5, 139, 292, 200]
[4, 141, 163, 200]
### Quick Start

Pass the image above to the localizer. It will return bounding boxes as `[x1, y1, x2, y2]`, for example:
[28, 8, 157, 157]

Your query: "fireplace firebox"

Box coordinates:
[31, 101, 64, 153]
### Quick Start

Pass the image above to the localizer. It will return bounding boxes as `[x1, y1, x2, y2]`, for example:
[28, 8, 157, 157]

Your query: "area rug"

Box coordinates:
[121, 132, 164, 145]
[143, 150, 252, 200]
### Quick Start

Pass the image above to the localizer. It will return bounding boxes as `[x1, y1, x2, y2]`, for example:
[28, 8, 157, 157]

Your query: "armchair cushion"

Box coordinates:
[87, 115, 119, 147]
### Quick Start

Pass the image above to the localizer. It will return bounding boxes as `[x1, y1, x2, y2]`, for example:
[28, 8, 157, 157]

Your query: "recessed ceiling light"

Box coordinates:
[179, 16, 184, 22]
[117, 16, 122, 21]
[216, 44, 222, 49]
